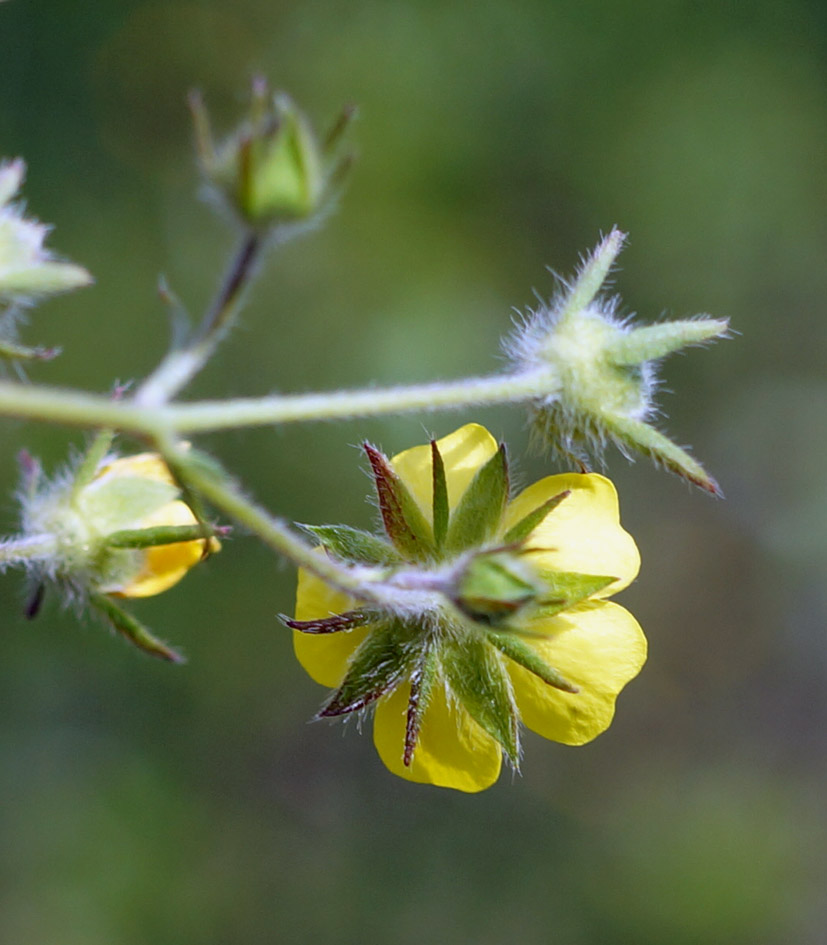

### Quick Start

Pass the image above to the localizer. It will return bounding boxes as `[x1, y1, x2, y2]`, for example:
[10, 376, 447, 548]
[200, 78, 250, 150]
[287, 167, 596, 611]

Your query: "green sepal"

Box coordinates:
[454, 550, 539, 624]
[105, 523, 219, 550]
[0, 262, 92, 297]
[300, 524, 401, 566]
[89, 592, 184, 663]
[404, 643, 438, 767]
[602, 414, 722, 496]
[317, 619, 419, 717]
[441, 633, 520, 765]
[532, 570, 617, 617]
[606, 318, 729, 365]
[443, 444, 509, 556]
[502, 490, 571, 545]
[323, 103, 358, 156]
[430, 440, 449, 551]
[552, 228, 625, 330]
[72, 428, 115, 495]
[486, 629, 579, 693]
[364, 444, 435, 560]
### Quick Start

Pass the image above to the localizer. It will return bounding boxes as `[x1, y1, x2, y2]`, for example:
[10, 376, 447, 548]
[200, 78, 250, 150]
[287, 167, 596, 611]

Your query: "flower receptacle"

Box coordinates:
[453, 548, 543, 624]
[508, 229, 728, 493]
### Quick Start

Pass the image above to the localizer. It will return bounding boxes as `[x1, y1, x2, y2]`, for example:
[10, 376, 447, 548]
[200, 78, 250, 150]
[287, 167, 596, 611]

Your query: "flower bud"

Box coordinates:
[190, 79, 355, 231]
[8, 447, 221, 660]
[24, 451, 219, 599]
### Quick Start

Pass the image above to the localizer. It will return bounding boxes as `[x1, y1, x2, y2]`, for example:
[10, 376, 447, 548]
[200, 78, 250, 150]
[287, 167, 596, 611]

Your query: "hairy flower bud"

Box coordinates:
[7, 444, 220, 661]
[22, 450, 218, 597]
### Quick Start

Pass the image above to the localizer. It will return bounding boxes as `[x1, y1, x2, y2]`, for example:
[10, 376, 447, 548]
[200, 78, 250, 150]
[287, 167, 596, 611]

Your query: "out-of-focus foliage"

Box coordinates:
[1, 1, 825, 943]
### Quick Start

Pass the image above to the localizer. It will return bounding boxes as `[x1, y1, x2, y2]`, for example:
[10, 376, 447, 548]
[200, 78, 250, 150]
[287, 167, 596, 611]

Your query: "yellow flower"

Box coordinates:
[292, 424, 646, 792]
[16, 447, 220, 662]
[90, 453, 218, 598]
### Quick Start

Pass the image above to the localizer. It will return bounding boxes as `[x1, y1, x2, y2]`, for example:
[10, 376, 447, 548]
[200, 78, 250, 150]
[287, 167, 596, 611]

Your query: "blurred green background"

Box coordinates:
[2, 1, 826, 942]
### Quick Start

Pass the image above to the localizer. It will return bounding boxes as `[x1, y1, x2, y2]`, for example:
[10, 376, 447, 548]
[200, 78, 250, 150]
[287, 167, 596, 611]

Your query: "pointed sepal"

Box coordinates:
[0, 338, 60, 362]
[89, 592, 185, 663]
[364, 444, 435, 560]
[603, 414, 722, 495]
[430, 440, 449, 551]
[607, 318, 730, 365]
[502, 490, 570, 544]
[553, 228, 626, 330]
[300, 523, 401, 566]
[404, 643, 438, 767]
[486, 629, 579, 693]
[105, 523, 222, 550]
[531, 570, 617, 617]
[283, 610, 367, 634]
[316, 619, 418, 717]
[441, 633, 520, 766]
[443, 443, 509, 555]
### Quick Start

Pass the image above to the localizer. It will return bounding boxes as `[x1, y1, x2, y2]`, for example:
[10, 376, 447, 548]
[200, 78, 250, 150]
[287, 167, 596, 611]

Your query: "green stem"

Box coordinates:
[135, 233, 261, 407]
[0, 367, 559, 435]
[160, 439, 403, 606]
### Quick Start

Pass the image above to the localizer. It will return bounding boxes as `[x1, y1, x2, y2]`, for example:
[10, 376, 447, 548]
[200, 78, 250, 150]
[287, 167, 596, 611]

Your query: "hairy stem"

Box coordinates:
[0, 534, 58, 568]
[160, 438, 403, 605]
[0, 367, 559, 435]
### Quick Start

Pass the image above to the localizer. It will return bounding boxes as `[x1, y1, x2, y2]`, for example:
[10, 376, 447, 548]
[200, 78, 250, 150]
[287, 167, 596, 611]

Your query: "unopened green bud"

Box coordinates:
[507, 229, 729, 494]
[190, 79, 355, 230]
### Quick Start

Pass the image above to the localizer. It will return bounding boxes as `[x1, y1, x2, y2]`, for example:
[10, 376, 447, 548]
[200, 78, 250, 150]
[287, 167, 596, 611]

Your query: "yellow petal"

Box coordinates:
[110, 500, 207, 598]
[293, 567, 367, 687]
[503, 473, 640, 594]
[390, 423, 499, 520]
[95, 452, 176, 486]
[508, 601, 646, 745]
[373, 678, 502, 792]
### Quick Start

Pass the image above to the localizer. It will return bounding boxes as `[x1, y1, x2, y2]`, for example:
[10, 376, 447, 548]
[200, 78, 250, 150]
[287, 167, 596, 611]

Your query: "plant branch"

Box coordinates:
[159, 438, 427, 607]
[0, 534, 58, 568]
[135, 232, 262, 408]
[0, 367, 560, 435]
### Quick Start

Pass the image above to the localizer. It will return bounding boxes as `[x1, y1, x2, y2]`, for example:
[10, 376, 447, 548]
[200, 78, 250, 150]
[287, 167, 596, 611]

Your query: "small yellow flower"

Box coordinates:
[22, 449, 218, 601]
[292, 424, 646, 792]
[16, 447, 221, 661]
[89, 453, 218, 598]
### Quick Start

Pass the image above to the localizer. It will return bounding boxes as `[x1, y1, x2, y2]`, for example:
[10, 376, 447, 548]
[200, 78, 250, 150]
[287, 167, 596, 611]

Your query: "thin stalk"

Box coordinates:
[0, 534, 58, 567]
[160, 439, 407, 606]
[0, 367, 559, 435]
[135, 233, 261, 407]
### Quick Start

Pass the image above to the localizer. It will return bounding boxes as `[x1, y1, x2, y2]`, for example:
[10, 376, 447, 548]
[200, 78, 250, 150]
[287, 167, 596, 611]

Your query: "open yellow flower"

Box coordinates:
[292, 424, 646, 792]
